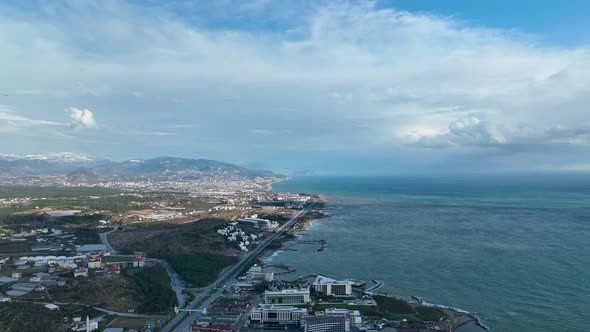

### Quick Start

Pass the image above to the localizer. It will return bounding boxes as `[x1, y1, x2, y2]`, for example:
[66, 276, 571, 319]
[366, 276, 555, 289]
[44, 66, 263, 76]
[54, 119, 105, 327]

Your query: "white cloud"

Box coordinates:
[249, 129, 293, 135]
[66, 108, 96, 129]
[406, 115, 590, 148]
[0, 109, 62, 133]
[0, 1, 590, 170]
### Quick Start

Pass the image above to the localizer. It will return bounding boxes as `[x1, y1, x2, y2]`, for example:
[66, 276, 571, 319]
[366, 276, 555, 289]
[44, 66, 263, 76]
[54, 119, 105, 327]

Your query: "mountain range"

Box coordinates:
[0, 153, 283, 181]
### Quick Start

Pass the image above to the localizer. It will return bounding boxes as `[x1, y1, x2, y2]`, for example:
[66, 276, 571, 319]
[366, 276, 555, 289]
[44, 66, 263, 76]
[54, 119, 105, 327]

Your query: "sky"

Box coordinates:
[1, 0, 590, 175]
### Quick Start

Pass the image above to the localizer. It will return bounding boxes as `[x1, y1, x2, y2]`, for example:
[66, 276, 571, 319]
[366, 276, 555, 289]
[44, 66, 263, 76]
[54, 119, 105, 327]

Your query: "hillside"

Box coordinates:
[0, 154, 283, 181]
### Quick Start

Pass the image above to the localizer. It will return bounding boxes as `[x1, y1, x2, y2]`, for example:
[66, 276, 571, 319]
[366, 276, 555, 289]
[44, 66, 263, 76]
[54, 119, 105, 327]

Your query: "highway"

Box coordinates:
[161, 201, 317, 332]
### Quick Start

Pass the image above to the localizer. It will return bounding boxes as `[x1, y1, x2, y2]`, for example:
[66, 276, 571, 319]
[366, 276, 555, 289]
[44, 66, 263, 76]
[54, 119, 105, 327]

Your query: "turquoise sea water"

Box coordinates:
[271, 175, 590, 332]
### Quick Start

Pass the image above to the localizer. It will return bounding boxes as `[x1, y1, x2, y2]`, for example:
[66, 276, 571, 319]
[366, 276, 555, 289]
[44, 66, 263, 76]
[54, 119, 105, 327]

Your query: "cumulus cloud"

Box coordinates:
[0, 1, 590, 170]
[66, 108, 96, 129]
[406, 115, 590, 149]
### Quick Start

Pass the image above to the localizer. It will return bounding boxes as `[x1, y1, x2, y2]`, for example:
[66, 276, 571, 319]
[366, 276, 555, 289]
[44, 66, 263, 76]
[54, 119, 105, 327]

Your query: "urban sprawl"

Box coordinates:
[0, 175, 485, 332]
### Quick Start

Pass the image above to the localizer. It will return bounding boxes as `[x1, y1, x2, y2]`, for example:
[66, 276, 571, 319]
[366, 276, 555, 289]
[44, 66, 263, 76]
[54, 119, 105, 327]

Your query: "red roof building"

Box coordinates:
[132, 256, 145, 267]
[105, 263, 121, 274]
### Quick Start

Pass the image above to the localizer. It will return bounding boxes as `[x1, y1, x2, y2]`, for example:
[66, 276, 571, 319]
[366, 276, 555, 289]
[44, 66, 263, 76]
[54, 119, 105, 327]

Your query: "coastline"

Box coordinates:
[257, 206, 328, 264]
[262, 187, 490, 331]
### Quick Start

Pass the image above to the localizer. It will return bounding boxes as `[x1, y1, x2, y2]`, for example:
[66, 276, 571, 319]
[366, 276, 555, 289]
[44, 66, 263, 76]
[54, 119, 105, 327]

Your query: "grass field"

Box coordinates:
[51, 265, 176, 314]
[164, 253, 238, 287]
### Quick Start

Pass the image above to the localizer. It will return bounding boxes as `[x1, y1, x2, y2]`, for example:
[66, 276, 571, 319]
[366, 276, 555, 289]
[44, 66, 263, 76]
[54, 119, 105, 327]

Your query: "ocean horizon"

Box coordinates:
[271, 174, 590, 332]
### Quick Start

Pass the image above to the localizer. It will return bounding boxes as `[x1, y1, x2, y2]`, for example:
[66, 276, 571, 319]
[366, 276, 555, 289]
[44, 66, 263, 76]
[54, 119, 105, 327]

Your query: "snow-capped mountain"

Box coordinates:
[0, 153, 98, 176]
[0, 152, 94, 163]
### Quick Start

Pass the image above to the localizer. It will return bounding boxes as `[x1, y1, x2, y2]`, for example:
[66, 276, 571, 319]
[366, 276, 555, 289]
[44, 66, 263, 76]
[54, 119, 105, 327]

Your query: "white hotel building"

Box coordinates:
[264, 288, 311, 305]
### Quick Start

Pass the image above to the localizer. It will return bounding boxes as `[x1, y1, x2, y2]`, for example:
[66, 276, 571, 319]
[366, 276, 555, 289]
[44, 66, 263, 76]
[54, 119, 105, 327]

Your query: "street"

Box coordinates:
[161, 202, 317, 332]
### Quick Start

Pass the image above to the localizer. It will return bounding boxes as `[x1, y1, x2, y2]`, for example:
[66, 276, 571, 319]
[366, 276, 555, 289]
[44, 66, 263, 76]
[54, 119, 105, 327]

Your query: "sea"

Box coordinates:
[271, 174, 590, 332]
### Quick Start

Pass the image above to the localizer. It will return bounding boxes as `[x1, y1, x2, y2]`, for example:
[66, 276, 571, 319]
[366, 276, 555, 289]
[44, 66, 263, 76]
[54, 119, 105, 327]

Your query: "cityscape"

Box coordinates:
[0, 154, 484, 332]
[1, 1, 590, 331]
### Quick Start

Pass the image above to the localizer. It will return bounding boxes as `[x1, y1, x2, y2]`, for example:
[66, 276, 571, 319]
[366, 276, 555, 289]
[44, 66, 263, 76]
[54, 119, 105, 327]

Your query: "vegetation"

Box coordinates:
[0, 240, 30, 255]
[52, 275, 140, 312]
[0, 185, 121, 198]
[415, 306, 446, 321]
[0, 302, 64, 332]
[374, 295, 416, 315]
[123, 265, 177, 313]
[315, 299, 444, 327]
[0, 213, 107, 229]
[0, 195, 151, 216]
[71, 227, 101, 244]
[110, 218, 232, 256]
[164, 253, 237, 287]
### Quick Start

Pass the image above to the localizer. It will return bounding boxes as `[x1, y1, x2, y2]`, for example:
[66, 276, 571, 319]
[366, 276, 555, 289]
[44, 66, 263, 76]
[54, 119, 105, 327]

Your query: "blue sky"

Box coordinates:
[1, 0, 590, 174]
[390, 0, 590, 46]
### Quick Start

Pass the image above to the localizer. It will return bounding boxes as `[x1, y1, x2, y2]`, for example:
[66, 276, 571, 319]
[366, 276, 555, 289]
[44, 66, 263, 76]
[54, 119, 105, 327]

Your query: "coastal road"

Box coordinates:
[161, 201, 317, 332]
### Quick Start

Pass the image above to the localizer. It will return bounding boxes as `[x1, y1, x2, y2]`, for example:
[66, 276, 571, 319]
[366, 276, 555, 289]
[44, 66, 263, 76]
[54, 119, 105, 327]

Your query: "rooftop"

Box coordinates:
[265, 288, 310, 295]
[313, 275, 354, 286]
[77, 244, 107, 252]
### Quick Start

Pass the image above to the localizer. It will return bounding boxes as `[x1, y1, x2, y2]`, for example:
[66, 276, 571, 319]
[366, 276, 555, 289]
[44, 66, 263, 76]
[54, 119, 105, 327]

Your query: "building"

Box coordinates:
[264, 289, 311, 305]
[105, 264, 121, 275]
[88, 257, 102, 269]
[312, 275, 353, 297]
[132, 256, 145, 268]
[237, 218, 278, 231]
[44, 303, 59, 311]
[301, 316, 351, 332]
[208, 303, 250, 315]
[324, 309, 362, 325]
[76, 244, 108, 255]
[74, 268, 88, 278]
[250, 305, 308, 325]
[246, 264, 274, 282]
[73, 316, 98, 332]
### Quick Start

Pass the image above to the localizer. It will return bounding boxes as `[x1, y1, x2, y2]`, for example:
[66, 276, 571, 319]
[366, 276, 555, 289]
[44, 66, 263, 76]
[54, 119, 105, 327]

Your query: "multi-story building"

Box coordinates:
[237, 218, 278, 231]
[311, 275, 353, 297]
[301, 316, 351, 332]
[264, 289, 311, 305]
[323, 308, 362, 325]
[88, 257, 102, 269]
[250, 305, 308, 325]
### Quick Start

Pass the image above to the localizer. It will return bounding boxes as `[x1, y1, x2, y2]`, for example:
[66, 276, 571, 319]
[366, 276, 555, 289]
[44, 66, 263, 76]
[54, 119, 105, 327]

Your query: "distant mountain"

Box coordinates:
[0, 154, 283, 181]
[0, 153, 96, 176]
